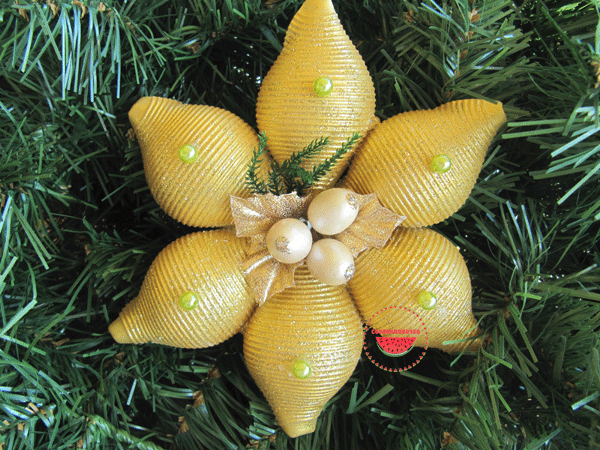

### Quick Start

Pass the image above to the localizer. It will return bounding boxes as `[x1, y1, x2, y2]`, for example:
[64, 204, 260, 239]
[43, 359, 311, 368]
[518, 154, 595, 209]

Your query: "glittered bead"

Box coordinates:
[417, 291, 437, 310]
[179, 291, 199, 310]
[430, 154, 451, 173]
[308, 188, 359, 235]
[313, 77, 333, 97]
[266, 218, 313, 264]
[292, 359, 311, 379]
[306, 239, 355, 285]
[178, 144, 198, 164]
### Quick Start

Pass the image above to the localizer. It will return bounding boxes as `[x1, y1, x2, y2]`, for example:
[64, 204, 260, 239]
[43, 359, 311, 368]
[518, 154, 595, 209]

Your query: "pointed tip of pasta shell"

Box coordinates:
[130, 96, 265, 228]
[256, 0, 376, 189]
[285, 420, 319, 439]
[128, 96, 152, 129]
[344, 99, 506, 227]
[108, 316, 135, 344]
[297, 0, 335, 14]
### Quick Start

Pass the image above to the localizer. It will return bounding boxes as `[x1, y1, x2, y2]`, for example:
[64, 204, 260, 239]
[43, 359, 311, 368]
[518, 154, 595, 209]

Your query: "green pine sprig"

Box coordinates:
[245, 132, 270, 195]
[245, 132, 361, 196]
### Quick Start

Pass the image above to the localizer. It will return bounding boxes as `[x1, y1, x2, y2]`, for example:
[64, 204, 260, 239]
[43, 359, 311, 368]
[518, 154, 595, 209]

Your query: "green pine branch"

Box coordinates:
[278, 135, 330, 194]
[245, 132, 270, 195]
[383, 0, 533, 112]
[4, 0, 169, 102]
[304, 133, 361, 191]
[245, 133, 360, 196]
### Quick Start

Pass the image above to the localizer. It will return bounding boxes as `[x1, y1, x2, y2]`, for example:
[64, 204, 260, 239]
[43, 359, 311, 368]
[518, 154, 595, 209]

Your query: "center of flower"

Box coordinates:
[266, 188, 359, 286]
[232, 186, 403, 302]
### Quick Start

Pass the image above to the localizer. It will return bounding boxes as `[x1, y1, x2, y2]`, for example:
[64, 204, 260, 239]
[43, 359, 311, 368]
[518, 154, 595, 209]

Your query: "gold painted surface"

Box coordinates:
[129, 96, 267, 227]
[109, 228, 255, 348]
[256, 0, 378, 189]
[243, 266, 363, 437]
[344, 99, 506, 227]
[349, 227, 481, 353]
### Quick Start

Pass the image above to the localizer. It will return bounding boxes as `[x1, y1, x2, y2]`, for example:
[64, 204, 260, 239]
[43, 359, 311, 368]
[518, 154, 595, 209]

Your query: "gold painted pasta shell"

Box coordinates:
[108, 228, 255, 348]
[243, 266, 363, 437]
[343, 99, 506, 227]
[129, 96, 265, 228]
[348, 227, 481, 353]
[256, 0, 378, 189]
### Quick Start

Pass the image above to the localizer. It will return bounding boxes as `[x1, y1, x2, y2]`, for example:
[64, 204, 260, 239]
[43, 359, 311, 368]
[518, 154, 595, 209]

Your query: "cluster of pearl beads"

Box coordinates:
[265, 188, 359, 286]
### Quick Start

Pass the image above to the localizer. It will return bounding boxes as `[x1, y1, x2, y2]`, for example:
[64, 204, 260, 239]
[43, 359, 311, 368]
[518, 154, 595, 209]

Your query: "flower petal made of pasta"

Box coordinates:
[256, 0, 378, 189]
[109, 228, 255, 348]
[348, 227, 482, 353]
[244, 266, 363, 437]
[129, 96, 268, 227]
[344, 99, 506, 227]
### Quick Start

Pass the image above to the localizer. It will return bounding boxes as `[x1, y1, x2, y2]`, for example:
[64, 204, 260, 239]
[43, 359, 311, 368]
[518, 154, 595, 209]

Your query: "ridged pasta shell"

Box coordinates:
[343, 99, 506, 227]
[129, 96, 266, 228]
[243, 266, 363, 437]
[108, 228, 255, 348]
[256, 0, 378, 189]
[348, 227, 481, 353]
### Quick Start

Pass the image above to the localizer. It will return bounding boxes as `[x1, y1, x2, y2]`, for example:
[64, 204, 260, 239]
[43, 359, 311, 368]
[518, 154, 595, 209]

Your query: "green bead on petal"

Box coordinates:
[313, 77, 333, 97]
[178, 144, 198, 164]
[430, 154, 451, 173]
[179, 291, 199, 310]
[292, 359, 311, 379]
[417, 291, 437, 310]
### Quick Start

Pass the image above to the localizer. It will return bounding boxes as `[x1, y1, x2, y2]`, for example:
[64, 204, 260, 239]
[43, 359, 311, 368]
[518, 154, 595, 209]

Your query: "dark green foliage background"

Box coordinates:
[1, 0, 599, 448]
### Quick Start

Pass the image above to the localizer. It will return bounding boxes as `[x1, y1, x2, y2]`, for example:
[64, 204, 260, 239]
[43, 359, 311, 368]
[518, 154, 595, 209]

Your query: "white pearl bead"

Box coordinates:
[306, 239, 355, 285]
[307, 188, 359, 235]
[266, 218, 313, 264]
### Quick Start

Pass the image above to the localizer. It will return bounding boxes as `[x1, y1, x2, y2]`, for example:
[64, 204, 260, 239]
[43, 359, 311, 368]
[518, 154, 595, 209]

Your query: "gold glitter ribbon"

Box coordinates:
[335, 193, 405, 256]
[231, 193, 312, 304]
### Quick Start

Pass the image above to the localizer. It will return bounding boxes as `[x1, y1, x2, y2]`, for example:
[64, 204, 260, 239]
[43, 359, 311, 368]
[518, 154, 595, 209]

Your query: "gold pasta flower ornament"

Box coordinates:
[109, 0, 506, 438]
